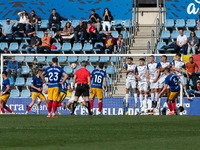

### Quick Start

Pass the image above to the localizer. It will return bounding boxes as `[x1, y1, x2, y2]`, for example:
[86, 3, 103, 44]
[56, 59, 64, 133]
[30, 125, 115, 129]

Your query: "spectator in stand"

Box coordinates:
[39, 31, 53, 53]
[26, 31, 40, 54]
[117, 34, 125, 52]
[0, 18, 15, 45]
[7, 57, 20, 78]
[74, 21, 86, 42]
[18, 10, 28, 34]
[47, 8, 68, 32]
[187, 31, 199, 54]
[57, 22, 74, 42]
[2, 48, 10, 70]
[89, 9, 100, 32]
[86, 21, 97, 43]
[100, 31, 115, 54]
[174, 29, 187, 54]
[186, 57, 199, 91]
[103, 8, 111, 31]
[32, 58, 38, 77]
[26, 10, 38, 32]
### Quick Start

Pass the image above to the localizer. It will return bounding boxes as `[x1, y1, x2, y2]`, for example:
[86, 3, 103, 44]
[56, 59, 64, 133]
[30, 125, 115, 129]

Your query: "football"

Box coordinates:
[71, 63, 77, 69]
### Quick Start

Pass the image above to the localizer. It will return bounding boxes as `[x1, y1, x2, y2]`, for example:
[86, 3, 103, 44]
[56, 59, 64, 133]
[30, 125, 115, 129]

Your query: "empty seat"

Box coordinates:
[37, 56, 45, 62]
[21, 66, 30, 75]
[51, 43, 61, 51]
[175, 19, 185, 28]
[21, 90, 31, 98]
[72, 20, 80, 28]
[106, 66, 116, 74]
[112, 20, 123, 28]
[0, 42, 8, 49]
[72, 43, 82, 51]
[61, 43, 71, 51]
[195, 30, 200, 39]
[124, 19, 132, 29]
[15, 56, 24, 62]
[10, 90, 20, 98]
[61, 20, 68, 28]
[121, 31, 129, 38]
[96, 66, 106, 71]
[86, 66, 94, 73]
[43, 66, 49, 69]
[186, 19, 196, 28]
[36, 31, 44, 38]
[8, 77, 14, 86]
[88, 56, 99, 62]
[18, 42, 28, 51]
[156, 42, 166, 51]
[40, 20, 48, 29]
[171, 30, 179, 39]
[166, 42, 175, 51]
[8, 42, 18, 51]
[24, 56, 34, 62]
[78, 56, 88, 62]
[93, 42, 103, 51]
[14, 78, 25, 86]
[45, 56, 55, 63]
[160, 30, 170, 39]
[164, 19, 174, 28]
[25, 77, 32, 86]
[183, 30, 191, 38]
[67, 56, 77, 62]
[74, 66, 81, 73]
[110, 57, 120, 62]
[58, 56, 66, 63]
[111, 31, 119, 39]
[99, 57, 109, 63]
[82, 43, 92, 52]
[64, 66, 73, 74]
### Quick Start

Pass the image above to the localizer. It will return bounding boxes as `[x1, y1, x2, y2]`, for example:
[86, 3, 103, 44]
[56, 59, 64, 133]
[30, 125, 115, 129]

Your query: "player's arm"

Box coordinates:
[123, 68, 133, 73]
[146, 69, 149, 83]
[41, 72, 48, 85]
[72, 75, 77, 90]
[135, 72, 140, 79]
[157, 84, 168, 98]
[60, 73, 68, 85]
[172, 65, 182, 73]
[103, 77, 108, 92]
[31, 83, 41, 92]
[154, 68, 160, 82]
[87, 76, 92, 93]
[1, 85, 10, 96]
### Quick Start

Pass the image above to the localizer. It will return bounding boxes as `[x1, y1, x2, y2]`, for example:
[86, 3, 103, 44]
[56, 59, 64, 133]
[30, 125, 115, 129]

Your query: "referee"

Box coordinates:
[72, 61, 92, 115]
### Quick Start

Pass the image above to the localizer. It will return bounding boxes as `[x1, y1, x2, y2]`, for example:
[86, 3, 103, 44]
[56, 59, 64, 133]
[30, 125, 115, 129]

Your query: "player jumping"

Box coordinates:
[0, 71, 15, 114]
[90, 62, 108, 115]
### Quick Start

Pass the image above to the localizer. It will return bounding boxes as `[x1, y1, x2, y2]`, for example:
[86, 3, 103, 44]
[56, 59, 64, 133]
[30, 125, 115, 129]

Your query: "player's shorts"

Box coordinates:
[138, 82, 148, 91]
[154, 109, 160, 115]
[150, 80, 158, 89]
[32, 92, 45, 101]
[48, 87, 60, 101]
[168, 90, 180, 100]
[177, 75, 185, 85]
[75, 84, 89, 97]
[57, 92, 66, 103]
[69, 91, 84, 103]
[38, 93, 48, 102]
[90, 88, 103, 100]
[0, 94, 10, 104]
[126, 79, 136, 89]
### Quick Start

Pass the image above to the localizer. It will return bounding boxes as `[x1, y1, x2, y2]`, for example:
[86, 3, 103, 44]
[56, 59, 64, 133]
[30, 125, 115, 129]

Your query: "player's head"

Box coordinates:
[52, 57, 58, 65]
[149, 55, 154, 63]
[176, 53, 181, 61]
[189, 57, 193, 63]
[127, 57, 133, 64]
[36, 69, 43, 76]
[81, 61, 87, 67]
[164, 67, 170, 75]
[161, 55, 167, 62]
[2, 71, 7, 79]
[139, 58, 145, 66]
[178, 106, 184, 112]
[98, 62, 104, 69]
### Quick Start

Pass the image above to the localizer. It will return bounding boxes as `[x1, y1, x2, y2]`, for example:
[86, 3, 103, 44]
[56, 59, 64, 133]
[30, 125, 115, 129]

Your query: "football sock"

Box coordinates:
[86, 101, 91, 114]
[48, 101, 52, 114]
[183, 87, 189, 98]
[72, 101, 77, 114]
[57, 103, 62, 107]
[125, 94, 129, 103]
[155, 92, 158, 101]
[37, 105, 40, 114]
[172, 102, 176, 112]
[134, 94, 138, 103]
[139, 94, 143, 105]
[168, 102, 172, 112]
[151, 93, 154, 102]
[1, 108, 5, 114]
[98, 101, 102, 112]
[26, 106, 31, 112]
[6, 107, 13, 113]
[145, 95, 148, 106]
[90, 99, 94, 111]
[52, 101, 58, 114]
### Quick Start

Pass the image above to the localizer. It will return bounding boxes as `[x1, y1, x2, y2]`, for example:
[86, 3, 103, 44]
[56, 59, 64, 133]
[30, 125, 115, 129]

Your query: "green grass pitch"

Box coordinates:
[0, 115, 200, 150]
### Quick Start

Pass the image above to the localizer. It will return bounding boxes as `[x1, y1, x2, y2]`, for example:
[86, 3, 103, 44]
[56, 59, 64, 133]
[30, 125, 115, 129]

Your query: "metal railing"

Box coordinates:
[151, 30, 155, 53]
[147, 41, 150, 54]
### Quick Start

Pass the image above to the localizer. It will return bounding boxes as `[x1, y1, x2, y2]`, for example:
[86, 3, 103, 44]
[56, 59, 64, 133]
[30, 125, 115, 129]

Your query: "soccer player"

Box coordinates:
[135, 58, 148, 108]
[0, 71, 15, 114]
[90, 62, 108, 115]
[25, 69, 48, 114]
[157, 68, 181, 115]
[146, 55, 160, 108]
[41, 57, 68, 117]
[123, 57, 138, 108]
[171, 53, 192, 101]
[157, 55, 171, 108]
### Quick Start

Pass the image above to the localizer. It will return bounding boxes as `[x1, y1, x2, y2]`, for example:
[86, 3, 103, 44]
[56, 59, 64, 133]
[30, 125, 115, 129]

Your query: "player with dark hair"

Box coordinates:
[41, 57, 68, 117]
[0, 71, 15, 114]
[90, 62, 108, 115]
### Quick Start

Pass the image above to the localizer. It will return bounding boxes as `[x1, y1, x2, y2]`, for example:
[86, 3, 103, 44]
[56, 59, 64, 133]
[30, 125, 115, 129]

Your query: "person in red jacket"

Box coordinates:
[100, 31, 115, 54]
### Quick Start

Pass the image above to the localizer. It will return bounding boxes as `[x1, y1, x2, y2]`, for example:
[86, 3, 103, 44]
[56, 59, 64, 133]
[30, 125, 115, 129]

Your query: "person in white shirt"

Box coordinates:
[18, 10, 28, 34]
[175, 29, 187, 54]
[146, 55, 160, 108]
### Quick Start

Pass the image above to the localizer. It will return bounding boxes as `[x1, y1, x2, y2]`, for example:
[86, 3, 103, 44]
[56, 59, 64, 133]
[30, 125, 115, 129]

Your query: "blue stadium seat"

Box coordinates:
[96, 66, 105, 71]
[15, 56, 24, 62]
[36, 31, 44, 38]
[14, 31, 23, 40]
[8, 42, 18, 51]
[72, 43, 82, 51]
[14, 78, 25, 86]
[175, 19, 185, 28]
[8, 77, 14, 86]
[156, 42, 166, 51]
[106, 66, 116, 74]
[86, 66, 94, 73]
[43, 66, 49, 69]
[61, 20, 68, 28]
[93, 42, 103, 51]
[21, 66, 30, 75]
[64, 66, 73, 75]
[24, 56, 34, 62]
[164, 19, 174, 28]
[69, 78, 73, 83]
[18, 43, 28, 51]
[72, 20, 80, 28]
[51, 43, 61, 51]
[74, 66, 81, 73]
[82, 43, 92, 52]
[88, 56, 99, 63]
[124, 19, 132, 29]
[21, 90, 31, 98]
[171, 30, 179, 39]
[108, 77, 112, 86]
[195, 30, 200, 39]
[37, 56, 45, 62]
[45, 56, 54, 63]
[121, 31, 129, 38]
[186, 19, 196, 28]
[25, 77, 32, 86]
[99, 57, 109, 63]
[183, 30, 191, 38]
[99, 31, 107, 34]
[40, 20, 48, 29]
[160, 31, 170, 39]
[110, 57, 120, 62]
[61, 43, 71, 51]
[67, 56, 77, 62]
[10, 90, 20, 98]
[78, 56, 88, 62]
[49, 31, 55, 37]
[111, 31, 119, 39]
[58, 56, 66, 63]
[0, 42, 8, 49]
[112, 20, 123, 28]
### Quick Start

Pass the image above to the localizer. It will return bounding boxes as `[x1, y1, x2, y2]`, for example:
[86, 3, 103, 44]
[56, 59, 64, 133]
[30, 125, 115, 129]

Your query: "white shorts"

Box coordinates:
[150, 80, 158, 89]
[177, 75, 185, 85]
[154, 109, 160, 115]
[126, 79, 136, 89]
[158, 77, 165, 89]
[68, 91, 84, 103]
[138, 82, 148, 91]
[37, 93, 48, 102]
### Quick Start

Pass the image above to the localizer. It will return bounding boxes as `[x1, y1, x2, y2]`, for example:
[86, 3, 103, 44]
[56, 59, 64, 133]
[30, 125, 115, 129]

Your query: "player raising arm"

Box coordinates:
[41, 57, 68, 117]
[90, 62, 108, 115]
[0, 71, 15, 114]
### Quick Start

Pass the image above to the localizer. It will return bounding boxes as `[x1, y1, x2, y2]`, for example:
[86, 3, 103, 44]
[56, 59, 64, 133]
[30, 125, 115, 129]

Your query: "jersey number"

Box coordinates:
[94, 75, 102, 83]
[49, 72, 59, 81]
[173, 78, 178, 85]
[62, 82, 66, 89]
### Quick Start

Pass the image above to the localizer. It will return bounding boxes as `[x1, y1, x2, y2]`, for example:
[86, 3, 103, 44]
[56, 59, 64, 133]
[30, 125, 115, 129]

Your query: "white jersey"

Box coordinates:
[124, 63, 138, 80]
[38, 77, 48, 101]
[137, 65, 147, 82]
[140, 108, 159, 115]
[171, 60, 186, 76]
[69, 82, 84, 103]
[147, 62, 160, 80]
[159, 61, 171, 80]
